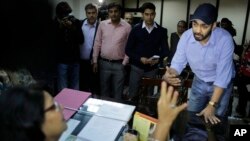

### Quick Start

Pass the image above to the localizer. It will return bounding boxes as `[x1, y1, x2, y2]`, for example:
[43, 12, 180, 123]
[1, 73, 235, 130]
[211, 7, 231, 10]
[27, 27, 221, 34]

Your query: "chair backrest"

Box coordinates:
[137, 77, 163, 117]
[139, 77, 162, 96]
[140, 77, 162, 87]
[156, 67, 166, 78]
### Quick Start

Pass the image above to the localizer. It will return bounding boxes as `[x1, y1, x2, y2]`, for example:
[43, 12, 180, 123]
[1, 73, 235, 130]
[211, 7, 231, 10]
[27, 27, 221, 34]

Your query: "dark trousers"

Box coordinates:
[99, 60, 125, 100]
[79, 60, 100, 95]
[236, 75, 250, 117]
[128, 65, 157, 98]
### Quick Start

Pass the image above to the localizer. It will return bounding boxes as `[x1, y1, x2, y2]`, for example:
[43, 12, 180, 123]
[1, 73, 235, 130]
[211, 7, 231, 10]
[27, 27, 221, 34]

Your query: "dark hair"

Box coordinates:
[221, 18, 233, 26]
[0, 87, 45, 141]
[140, 2, 156, 13]
[56, 1, 72, 19]
[221, 18, 236, 36]
[107, 2, 122, 12]
[85, 3, 98, 12]
[98, 4, 108, 21]
[177, 20, 187, 28]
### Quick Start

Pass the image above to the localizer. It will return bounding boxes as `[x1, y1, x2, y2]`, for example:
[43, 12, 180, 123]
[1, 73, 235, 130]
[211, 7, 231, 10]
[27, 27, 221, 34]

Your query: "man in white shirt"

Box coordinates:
[79, 3, 99, 94]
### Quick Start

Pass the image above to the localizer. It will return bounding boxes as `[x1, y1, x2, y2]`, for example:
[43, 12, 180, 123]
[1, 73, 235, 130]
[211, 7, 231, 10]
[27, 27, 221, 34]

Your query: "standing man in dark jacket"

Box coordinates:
[54, 1, 83, 92]
[79, 3, 99, 94]
[125, 2, 169, 99]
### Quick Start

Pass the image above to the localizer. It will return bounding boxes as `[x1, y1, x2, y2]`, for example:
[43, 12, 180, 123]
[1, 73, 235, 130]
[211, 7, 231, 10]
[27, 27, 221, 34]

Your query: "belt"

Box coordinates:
[194, 76, 214, 85]
[206, 81, 214, 85]
[100, 57, 123, 63]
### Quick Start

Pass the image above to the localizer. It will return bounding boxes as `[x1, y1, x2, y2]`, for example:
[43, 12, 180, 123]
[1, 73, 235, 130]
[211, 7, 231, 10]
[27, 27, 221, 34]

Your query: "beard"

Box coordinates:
[193, 28, 212, 42]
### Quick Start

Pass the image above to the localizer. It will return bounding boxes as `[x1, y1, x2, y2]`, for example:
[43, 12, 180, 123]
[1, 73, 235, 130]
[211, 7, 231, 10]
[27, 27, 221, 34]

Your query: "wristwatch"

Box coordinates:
[208, 101, 218, 108]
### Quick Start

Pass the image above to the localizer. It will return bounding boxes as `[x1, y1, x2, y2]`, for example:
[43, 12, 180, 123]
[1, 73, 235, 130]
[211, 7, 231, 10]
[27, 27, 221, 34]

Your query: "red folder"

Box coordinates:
[54, 88, 91, 120]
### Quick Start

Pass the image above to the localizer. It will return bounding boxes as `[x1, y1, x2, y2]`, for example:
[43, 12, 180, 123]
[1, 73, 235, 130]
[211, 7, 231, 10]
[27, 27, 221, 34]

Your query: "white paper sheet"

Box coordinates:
[96, 104, 135, 122]
[59, 119, 80, 141]
[77, 116, 126, 141]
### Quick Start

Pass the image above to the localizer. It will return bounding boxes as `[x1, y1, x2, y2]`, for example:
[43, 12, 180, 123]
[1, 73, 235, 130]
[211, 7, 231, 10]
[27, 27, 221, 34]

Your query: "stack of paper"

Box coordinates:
[77, 98, 136, 141]
[59, 119, 80, 141]
[96, 103, 135, 122]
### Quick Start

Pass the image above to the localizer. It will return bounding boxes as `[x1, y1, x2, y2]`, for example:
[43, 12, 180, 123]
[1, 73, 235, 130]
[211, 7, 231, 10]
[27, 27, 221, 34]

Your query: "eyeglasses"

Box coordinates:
[44, 101, 60, 112]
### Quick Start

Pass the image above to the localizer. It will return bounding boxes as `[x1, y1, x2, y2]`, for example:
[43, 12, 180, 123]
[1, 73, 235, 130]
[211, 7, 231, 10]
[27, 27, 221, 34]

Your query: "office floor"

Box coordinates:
[228, 87, 250, 124]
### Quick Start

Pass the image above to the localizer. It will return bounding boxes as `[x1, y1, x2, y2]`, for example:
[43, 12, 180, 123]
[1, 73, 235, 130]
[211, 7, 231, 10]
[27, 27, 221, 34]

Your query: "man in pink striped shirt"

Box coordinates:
[92, 2, 131, 100]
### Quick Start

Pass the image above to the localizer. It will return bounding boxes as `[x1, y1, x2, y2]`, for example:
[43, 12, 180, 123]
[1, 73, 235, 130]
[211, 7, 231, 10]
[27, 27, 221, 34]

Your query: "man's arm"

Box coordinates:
[75, 19, 84, 44]
[163, 32, 189, 86]
[125, 27, 140, 61]
[197, 35, 234, 124]
[92, 22, 103, 72]
[122, 25, 132, 65]
[160, 28, 170, 60]
[170, 31, 188, 74]
[196, 86, 223, 124]
[92, 22, 102, 63]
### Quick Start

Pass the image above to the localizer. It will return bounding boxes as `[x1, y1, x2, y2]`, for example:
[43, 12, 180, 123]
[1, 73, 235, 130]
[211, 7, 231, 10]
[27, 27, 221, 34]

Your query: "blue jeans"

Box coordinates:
[57, 63, 79, 92]
[183, 76, 233, 141]
[188, 76, 233, 116]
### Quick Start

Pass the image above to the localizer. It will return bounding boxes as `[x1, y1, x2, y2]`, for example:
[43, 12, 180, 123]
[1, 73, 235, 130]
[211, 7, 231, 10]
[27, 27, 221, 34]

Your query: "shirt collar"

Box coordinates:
[142, 21, 158, 29]
[84, 19, 97, 27]
[107, 18, 124, 26]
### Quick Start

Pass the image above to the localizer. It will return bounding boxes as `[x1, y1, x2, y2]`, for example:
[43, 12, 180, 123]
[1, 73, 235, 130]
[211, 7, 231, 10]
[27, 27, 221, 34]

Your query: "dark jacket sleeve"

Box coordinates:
[89, 21, 100, 60]
[125, 27, 141, 62]
[74, 18, 84, 44]
[160, 27, 169, 59]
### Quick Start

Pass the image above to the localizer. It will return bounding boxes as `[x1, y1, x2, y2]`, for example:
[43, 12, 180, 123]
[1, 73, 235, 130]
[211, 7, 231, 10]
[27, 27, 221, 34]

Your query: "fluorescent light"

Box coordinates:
[98, 0, 103, 3]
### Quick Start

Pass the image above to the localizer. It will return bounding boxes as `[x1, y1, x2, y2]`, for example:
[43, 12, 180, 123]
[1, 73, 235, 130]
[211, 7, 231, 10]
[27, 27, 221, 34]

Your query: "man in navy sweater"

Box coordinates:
[125, 2, 169, 100]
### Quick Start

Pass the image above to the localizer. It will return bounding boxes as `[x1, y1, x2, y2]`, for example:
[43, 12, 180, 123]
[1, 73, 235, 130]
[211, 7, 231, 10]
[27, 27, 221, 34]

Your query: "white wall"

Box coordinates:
[246, 11, 250, 42]
[190, 0, 216, 14]
[50, 0, 250, 45]
[51, 0, 117, 19]
[162, 0, 187, 38]
[218, 0, 248, 45]
[124, 0, 138, 8]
